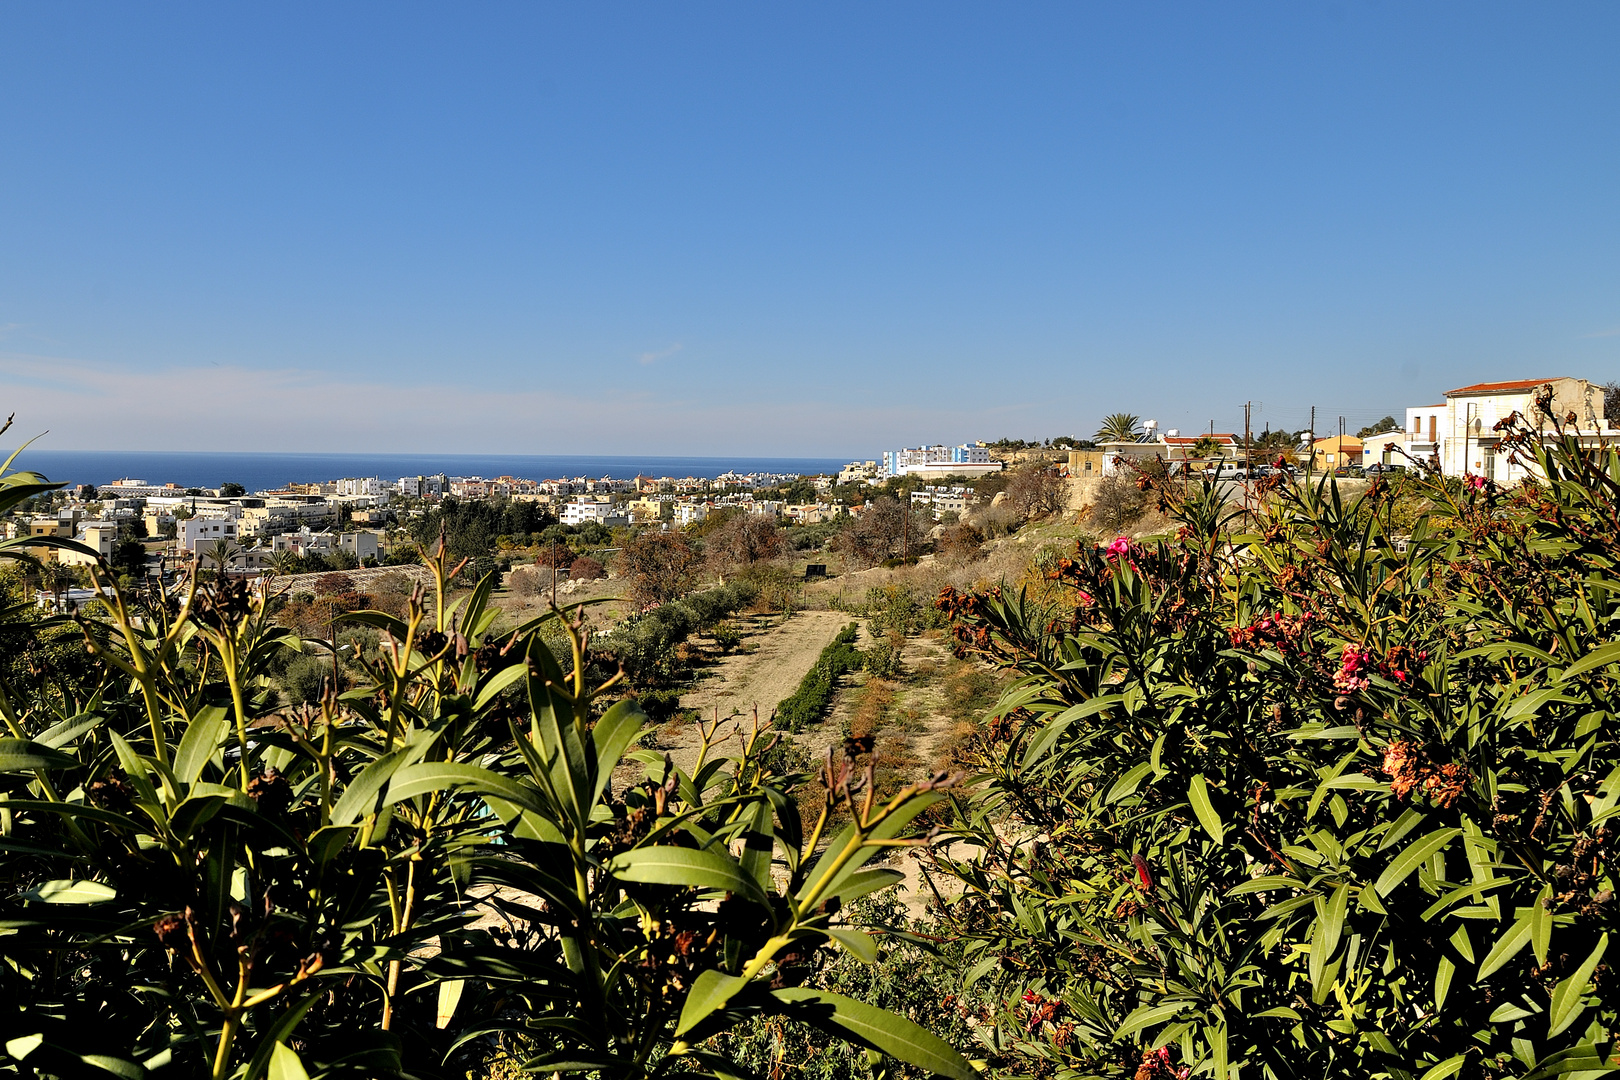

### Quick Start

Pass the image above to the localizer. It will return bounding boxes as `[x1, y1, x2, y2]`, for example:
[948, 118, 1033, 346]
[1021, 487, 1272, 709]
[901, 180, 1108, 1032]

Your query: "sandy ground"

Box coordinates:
[634, 609, 856, 776]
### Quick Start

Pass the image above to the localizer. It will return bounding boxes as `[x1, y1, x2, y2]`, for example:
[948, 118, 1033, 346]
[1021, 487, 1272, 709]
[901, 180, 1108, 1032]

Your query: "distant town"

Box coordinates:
[8, 373, 1616, 605]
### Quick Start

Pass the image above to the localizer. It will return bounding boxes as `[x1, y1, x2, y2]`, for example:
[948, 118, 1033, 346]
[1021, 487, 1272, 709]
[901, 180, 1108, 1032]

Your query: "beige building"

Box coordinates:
[1438, 377, 1612, 484]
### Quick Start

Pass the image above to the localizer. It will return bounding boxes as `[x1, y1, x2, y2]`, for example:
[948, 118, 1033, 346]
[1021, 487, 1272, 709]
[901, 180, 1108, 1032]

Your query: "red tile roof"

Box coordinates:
[1446, 378, 1561, 396]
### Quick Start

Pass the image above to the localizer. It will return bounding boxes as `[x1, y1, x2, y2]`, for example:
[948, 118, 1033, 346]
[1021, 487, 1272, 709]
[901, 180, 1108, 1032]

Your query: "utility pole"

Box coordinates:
[550, 540, 563, 606]
[1243, 401, 1252, 474]
[1308, 406, 1316, 474]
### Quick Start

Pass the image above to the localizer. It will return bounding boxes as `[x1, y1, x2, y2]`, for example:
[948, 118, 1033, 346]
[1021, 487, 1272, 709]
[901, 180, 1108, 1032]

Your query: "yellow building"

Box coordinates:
[1311, 435, 1363, 471]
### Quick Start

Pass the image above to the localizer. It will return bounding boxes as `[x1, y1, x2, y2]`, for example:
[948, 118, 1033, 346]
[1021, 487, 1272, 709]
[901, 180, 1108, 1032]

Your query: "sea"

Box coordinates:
[12, 451, 850, 493]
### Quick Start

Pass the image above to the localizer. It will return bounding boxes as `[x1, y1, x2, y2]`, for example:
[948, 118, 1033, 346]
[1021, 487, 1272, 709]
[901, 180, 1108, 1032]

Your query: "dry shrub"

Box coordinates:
[848, 679, 895, 741]
[938, 522, 985, 565]
[508, 566, 546, 596]
[314, 571, 355, 596]
[1087, 473, 1148, 535]
[570, 555, 605, 580]
[1004, 461, 1068, 519]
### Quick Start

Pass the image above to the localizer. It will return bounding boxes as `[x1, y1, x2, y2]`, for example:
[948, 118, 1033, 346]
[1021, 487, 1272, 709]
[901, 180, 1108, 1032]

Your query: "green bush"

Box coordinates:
[0, 453, 972, 1080]
[597, 582, 761, 687]
[933, 421, 1620, 1078]
[776, 623, 863, 732]
[711, 892, 973, 1079]
[862, 584, 945, 637]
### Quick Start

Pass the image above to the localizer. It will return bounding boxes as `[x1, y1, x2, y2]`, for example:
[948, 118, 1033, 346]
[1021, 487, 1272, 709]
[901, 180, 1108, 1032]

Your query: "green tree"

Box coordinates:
[1356, 415, 1399, 437]
[219, 482, 246, 497]
[1094, 412, 1142, 443]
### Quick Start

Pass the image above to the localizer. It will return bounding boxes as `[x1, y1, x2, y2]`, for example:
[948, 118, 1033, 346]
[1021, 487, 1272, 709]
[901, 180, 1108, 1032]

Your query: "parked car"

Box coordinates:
[1333, 465, 1365, 478]
[1364, 463, 1407, 476]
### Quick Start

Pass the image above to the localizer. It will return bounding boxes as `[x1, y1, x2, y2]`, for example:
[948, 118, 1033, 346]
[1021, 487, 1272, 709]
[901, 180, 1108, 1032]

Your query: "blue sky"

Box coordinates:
[1, 3, 1616, 454]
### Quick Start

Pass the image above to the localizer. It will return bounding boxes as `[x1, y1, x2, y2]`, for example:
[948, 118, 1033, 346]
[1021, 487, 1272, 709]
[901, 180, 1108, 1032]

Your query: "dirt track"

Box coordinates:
[678, 609, 853, 726]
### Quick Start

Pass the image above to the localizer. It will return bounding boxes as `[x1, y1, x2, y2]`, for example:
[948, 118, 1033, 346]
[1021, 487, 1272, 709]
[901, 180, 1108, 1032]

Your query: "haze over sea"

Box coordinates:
[15, 451, 849, 493]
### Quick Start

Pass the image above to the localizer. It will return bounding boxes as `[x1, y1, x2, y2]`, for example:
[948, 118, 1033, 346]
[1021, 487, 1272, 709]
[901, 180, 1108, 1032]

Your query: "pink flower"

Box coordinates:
[1105, 536, 1132, 558]
[1334, 645, 1372, 693]
[1465, 474, 1485, 491]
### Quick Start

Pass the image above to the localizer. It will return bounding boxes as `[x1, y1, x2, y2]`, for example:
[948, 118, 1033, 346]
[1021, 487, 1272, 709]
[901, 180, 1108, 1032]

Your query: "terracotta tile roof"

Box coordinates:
[1446, 378, 1561, 396]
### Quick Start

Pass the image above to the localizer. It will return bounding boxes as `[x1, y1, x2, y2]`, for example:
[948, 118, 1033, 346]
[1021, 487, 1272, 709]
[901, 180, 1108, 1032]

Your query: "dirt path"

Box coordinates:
[679, 609, 853, 723]
[638, 610, 855, 775]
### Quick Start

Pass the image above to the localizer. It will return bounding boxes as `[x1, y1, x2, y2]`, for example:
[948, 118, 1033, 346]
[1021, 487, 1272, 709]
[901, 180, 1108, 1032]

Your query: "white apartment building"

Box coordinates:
[882, 444, 994, 477]
[336, 476, 383, 497]
[181, 517, 242, 553]
[674, 502, 710, 527]
[270, 528, 381, 562]
[560, 501, 629, 527]
[398, 474, 447, 499]
[911, 486, 971, 519]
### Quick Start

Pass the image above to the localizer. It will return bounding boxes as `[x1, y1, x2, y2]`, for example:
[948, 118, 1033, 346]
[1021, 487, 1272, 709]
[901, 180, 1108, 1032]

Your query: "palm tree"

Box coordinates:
[268, 549, 298, 577]
[43, 563, 75, 612]
[1095, 413, 1142, 443]
[205, 538, 240, 574]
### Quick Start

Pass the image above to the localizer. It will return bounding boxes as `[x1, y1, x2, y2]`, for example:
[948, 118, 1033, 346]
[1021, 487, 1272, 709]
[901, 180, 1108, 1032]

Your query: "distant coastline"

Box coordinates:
[13, 450, 850, 492]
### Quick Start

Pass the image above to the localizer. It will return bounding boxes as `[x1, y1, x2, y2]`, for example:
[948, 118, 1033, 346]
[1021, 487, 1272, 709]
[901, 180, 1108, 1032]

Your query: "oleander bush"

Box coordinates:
[932, 417, 1620, 1079]
[0, 453, 973, 1079]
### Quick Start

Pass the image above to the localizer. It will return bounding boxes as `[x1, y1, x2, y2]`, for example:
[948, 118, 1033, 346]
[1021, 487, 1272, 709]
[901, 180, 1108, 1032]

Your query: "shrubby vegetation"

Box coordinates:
[406, 495, 558, 559]
[595, 580, 760, 686]
[930, 419, 1620, 1078]
[0, 449, 972, 1079]
[776, 623, 864, 732]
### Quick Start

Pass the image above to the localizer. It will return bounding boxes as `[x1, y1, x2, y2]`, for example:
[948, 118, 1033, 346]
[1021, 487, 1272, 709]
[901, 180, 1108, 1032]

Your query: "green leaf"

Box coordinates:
[1318, 883, 1351, 959]
[1374, 827, 1461, 896]
[1560, 641, 1620, 681]
[269, 1043, 310, 1080]
[1418, 1055, 1467, 1080]
[737, 800, 775, 893]
[1531, 885, 1552, 967]
[607, 847, 768, 905]
[0, 737, 77, 773]
[1189, 773, 1224, 844]
[1547, 933, 1607, 1037]
[386, 762, 542, 812]
[1115, 1001, 1193, 1039]
[1227, 875, 1308, 897]
[1025, 695, 1122, 767]
[676, 969, 752, 1037]
[825, 867, 905, 905]
[590, 699, 647, 808]
[173, 705, 229, 785]
[330, 739, 433, 826]
[472, 661, 529, 712]
[1476, 910, 1533, 979]
[435, 979, 465, 1030]
[826, 927, 878, 964]
[1434, 956, 1456, 1012]
[1103, 762, 1153, 804]
[21, 879, 116, 904]
[772, 987, 975, 1080]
